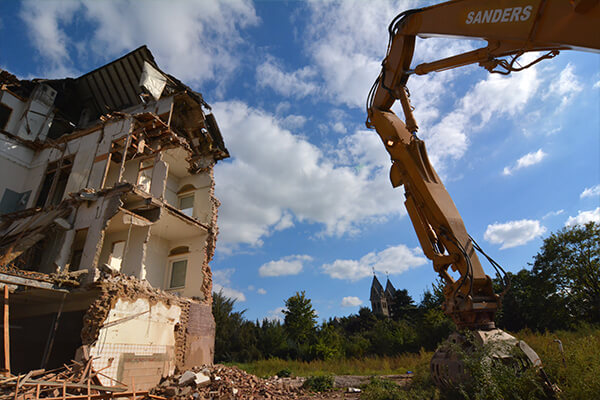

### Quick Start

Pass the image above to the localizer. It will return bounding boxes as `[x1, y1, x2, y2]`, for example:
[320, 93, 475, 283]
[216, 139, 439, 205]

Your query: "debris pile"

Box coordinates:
[1, 359, 155, 400]
[150, 365, 305, 399]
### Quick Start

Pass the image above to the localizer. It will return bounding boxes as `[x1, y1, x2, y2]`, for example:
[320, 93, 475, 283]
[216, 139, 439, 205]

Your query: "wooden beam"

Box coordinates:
[3, 285, 9, 377]
[0, 274, 69, 293]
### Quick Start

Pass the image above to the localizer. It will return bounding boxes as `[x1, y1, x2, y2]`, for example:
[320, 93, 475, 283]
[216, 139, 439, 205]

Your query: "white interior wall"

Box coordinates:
[104, 158, 140, 189]
[143, 234, 170, 289]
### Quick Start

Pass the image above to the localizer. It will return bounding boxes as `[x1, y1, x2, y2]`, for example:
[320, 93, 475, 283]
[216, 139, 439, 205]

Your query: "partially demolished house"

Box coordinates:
[0, 46, 229, 388]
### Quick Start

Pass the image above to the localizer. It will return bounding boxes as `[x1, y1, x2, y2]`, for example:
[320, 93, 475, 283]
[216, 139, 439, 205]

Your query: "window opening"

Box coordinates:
[108, 240, 125, 271]
[0, 189, 31, 214]
[0, 103, 12, 130]
[35, 157, 73, 208]
[70, 228, 88, 271]
[169, 259, 187, 289]
[178, 193, 194, 217]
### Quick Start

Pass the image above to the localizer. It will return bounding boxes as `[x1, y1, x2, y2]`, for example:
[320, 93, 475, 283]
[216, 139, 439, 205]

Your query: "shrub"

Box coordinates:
[276, 368, 291, 378]
[302, 375, 334, 392]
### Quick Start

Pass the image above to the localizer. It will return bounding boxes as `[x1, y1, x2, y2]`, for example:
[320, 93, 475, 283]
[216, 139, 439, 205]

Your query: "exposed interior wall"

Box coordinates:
[104, 158, 141, 189]
[98, 221, 150, 279]
[143, 234, 170, 289]
[89, 297, 181, 390]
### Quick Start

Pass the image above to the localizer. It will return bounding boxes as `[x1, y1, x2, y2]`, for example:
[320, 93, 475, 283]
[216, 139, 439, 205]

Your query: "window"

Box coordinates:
[35, 157, 73, 208]
[108, 241, 125, 271]
[0, 103, 12, 130]
[137, 159, 154, 193]
[70, 229, 88, 271]
[169, 259, 187, 289]
[0, 189, 31, 214]
[178, 193, 194, 217]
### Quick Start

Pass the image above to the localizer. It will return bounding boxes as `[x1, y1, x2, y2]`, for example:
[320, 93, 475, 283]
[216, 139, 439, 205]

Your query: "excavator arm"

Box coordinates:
[367, 0, 600, 330]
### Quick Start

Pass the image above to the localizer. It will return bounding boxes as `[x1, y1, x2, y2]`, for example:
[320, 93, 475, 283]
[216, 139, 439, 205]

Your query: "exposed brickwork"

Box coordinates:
[200, 161, 219, 306]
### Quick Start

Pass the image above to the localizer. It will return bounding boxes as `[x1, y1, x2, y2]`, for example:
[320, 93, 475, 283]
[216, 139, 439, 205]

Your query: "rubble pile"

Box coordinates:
[1, 359, 147, 400]
[151, 365, 305, 399]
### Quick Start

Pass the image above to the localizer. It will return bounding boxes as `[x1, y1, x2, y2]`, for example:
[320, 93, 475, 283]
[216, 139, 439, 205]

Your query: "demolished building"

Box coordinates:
[0, 46, 229, 388]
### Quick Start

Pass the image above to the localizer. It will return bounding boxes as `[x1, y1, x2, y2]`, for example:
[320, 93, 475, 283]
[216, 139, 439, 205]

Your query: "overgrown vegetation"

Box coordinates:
[301, 375, 334, 392]
[214, 223, 600, 399]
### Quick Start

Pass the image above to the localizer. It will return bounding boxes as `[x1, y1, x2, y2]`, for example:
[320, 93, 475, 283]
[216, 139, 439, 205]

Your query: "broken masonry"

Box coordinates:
[0, 46, 229, 389]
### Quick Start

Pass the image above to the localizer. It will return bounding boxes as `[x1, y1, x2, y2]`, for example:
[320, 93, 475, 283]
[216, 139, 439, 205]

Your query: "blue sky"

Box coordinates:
[1, 0, 598, 323]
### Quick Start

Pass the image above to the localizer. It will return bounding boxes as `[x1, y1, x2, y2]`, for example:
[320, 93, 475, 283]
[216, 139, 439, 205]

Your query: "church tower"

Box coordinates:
[370, 275, 390, 317]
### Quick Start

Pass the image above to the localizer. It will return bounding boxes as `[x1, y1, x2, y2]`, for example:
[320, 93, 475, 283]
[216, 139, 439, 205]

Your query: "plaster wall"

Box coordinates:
[89, 297, 181, 390]
[88, 120, 131, 190]
[143, 234, 170, 289]
[98, 223, 149, 279]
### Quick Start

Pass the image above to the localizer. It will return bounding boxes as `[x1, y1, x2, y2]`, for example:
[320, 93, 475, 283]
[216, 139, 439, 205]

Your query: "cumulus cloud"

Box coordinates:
[213, 101, 404, 249]
[544, 63, 582, 107]
[259, 255, 313, 277]
[502, 149, 547, 175]
[257, 288, 267, 295]
[580, 184, 600, 199]
[341, 296, 363, 307]
[484, 219, 546, 249]
[256, 59, 319, 98]
[425, 63, 541, 167]
[212, 269, 246, 302]
[565, 207, 600, 227]
[20, 0, 258, 86]
[322, 244, 427, 282]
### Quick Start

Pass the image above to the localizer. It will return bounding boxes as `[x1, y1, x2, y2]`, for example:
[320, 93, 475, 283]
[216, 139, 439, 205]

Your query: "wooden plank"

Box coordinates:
[16, 380, 127, 393]
[3, 285, 9, 377]
[0, 274, 69, 293]
[37, 391, 149, 400]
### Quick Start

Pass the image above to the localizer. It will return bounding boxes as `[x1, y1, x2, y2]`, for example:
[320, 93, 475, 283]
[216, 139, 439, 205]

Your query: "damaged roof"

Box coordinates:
[0, 46, 228, 159]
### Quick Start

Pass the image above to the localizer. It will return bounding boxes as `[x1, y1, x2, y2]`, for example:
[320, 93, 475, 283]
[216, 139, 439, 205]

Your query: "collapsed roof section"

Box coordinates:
[0, 45, 228, 161]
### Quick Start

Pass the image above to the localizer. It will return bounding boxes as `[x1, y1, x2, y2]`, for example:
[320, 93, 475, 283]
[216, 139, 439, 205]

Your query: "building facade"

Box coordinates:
[0, 46, 228, 388]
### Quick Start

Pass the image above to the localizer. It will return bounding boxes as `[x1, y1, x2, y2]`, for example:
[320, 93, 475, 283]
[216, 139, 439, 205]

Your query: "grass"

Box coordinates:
[229, 350, 432, 378]
[231, 325, 600, 399]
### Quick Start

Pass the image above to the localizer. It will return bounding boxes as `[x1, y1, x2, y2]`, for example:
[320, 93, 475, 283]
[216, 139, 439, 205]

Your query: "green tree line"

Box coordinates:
[212, 222, 599, 363]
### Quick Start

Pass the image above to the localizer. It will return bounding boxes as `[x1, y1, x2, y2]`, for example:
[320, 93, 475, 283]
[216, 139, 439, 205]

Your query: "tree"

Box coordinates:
[391, 288, 418, 322]
[212, 290, 247, 362]
[532, 221, 600, 324]
[283, 291, 317, 349]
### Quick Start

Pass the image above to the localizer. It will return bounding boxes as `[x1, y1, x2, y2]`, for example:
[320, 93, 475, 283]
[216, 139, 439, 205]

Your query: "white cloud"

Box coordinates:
[565, 207, 600, 227]
[544, 63, 582, 107]
[580, 184, 600, 199]
[20, 1, 82, 77]
[258, 255, 313, 277]
[594, 80, 600, 89]
[213, 101, 404, 249]
[257, 288, 267, 295]
[425, 63, 541, 167]
[322, 244, 427, 282]
[542, 209, 564, 219]
[212, 268, 246, 302]
[265, 307, 285, 322]
[256, 59, 319, 98]
[21, 0, 258, 87]
[502, 149, 547, 175]
[484, 220, 546, 249]
[280, 115, 307, 131]
[341, 296, 362, 307]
